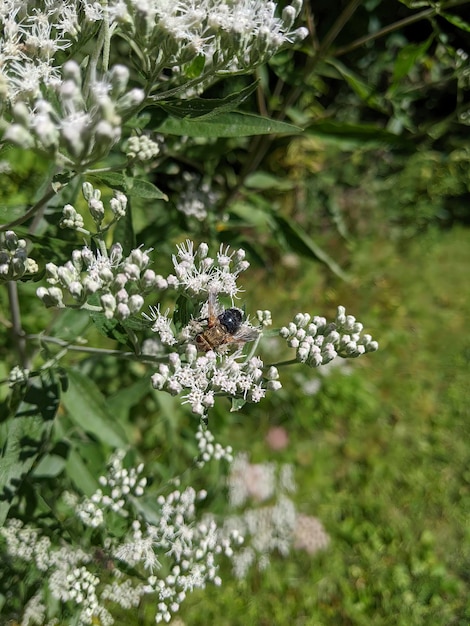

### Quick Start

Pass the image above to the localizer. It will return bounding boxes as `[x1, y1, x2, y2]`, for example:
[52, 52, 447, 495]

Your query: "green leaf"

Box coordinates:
[126, 177, 169, 200]
[173, 293, 196, 330]
[0, 377, 59, 525]
[65, 448, 101, 496]
[32, 453, 66, 477]
[306, 121, 413, 148]
[156, 112, 303, 138]
[108, 377, 151, 422]
[90, 172, 168, 200]
[0, 204, 29, 225]
[324, 59, 386, 113]
[155, 82, 259, 119]
[229, 200, 275, 230]
[61, 369, 128, 448]
[244, 171, 296, 191]
[392, 38, 432, 83]
[91, 313, 131, 346]
[231, 397, 247, 412]
[48, 308, 91, 342]
[184, 54, 206, 78]
[273, 214, 349, 281]
[440, 12, 470, 32]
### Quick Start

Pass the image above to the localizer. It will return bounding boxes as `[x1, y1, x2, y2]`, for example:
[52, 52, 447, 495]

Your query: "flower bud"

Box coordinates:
[109, 191, 127, 218]
[151, 373, 166, 389]
[4, 124, 34, 148]
[45, 262, 59, 283]
[292, 26, 309, 42]
[116, 303, 130, 320]
[282, 5, 297, 29]
[109, 64, 130, 97]
[267, 366, 279, 380]
[88, 198, 105, 223]
[117, 88, 145, 112]
[82, 182, 94, 201]
[83, 276, 101, 294]
[57, 265, 76, 286]
[113, 273, 128, 290]
[100, 293, 116, 317]
[68, 281, 83, 298]
[37, 286, 64, 307]
[115, 289, 128, 303]
[4, 231, 19, 251]
[128, 294, 144, 313]
[141, 269, 156, 288]
[109, 243, 123, 266]
[63, 60, 82, 85]
[297, 344, 310, 362]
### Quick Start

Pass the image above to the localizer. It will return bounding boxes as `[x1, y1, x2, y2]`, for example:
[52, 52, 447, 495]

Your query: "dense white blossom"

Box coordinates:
[0, 1, 307, 166]
[1, 448, 243, 625]
[280, 306, 379, 367]
[167, 239, 250, 298]
[151, 348, 279, 416]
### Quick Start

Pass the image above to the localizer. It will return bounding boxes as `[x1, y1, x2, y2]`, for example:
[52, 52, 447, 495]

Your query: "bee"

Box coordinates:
[195, 291, 259, 352]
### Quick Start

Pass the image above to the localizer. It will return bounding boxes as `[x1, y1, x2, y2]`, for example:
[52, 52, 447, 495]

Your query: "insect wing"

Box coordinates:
[232, 324, 260, 344]
[206, 290, 220, 326]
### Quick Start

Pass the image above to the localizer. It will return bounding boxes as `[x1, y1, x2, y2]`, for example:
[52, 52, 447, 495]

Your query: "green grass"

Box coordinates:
[175, 226, 470, 625]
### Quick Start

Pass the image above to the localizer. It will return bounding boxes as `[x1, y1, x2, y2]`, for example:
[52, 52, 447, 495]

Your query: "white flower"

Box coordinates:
[170, 240, 249, 297]
[142, 306, 177, 345]
[152, 348, 273, 418]
[280, 306, 378, 366]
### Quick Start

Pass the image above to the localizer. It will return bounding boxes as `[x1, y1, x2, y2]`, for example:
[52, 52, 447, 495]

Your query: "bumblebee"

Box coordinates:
[195, 291, 259, 352]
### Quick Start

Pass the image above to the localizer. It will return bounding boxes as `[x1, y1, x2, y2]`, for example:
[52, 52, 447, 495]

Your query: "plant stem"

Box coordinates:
[25, 334, 168, 362]
[83, 11, 109, 100]
[267, 358, 300, 368]
[334, 0, 470, 57]
[7, 281, 28, 369]
[0, 184, 58, 232]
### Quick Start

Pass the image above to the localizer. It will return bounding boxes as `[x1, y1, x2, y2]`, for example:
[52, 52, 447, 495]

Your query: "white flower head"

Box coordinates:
[142, 306, 177, 346]
[171, 240, 249, 298]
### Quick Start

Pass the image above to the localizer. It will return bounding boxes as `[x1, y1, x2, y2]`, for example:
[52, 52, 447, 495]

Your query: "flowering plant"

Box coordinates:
[0, 1, 383, 624]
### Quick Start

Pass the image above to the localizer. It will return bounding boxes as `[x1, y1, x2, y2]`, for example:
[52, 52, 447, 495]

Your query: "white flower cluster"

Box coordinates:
[37, 242, 157, 319]
[0, 518, 116, 626]
[151, 345, 280, 416]
[111, 0, 308, 81]
[0, 230, 38, 281]
[61, 183, 128, 231]
[2, 450, 244, 625]
[36, 183, 155, 318]
[0, 1, 306, 167]
[158, 239, 250, 298]
[175, 173, 220, 221]
[195, 423, 234, 466]
[76, 450, 147, 528]
[0, 2, 77, 104]
[222, 453, 329, 578]
[142, 305, 178, 346]
[0, 1, 307, 105]
[4, 61, 143, 166]
[142, 487, 243, 623]
[280, 305, 379, 367]
[126, 134, 161, 161]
